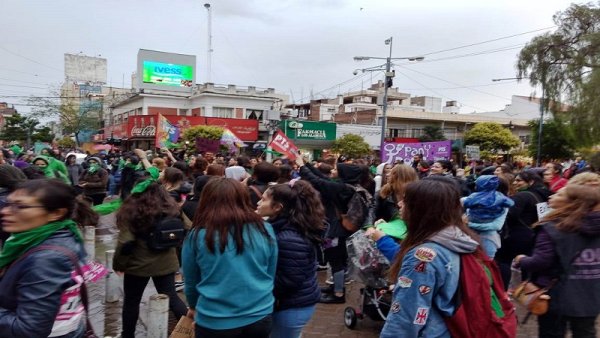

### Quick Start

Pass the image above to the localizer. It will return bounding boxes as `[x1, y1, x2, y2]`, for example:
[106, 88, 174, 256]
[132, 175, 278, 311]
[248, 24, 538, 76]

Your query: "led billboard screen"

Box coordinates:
[142, 61, 194, 88]
[137, 49, 196, 92]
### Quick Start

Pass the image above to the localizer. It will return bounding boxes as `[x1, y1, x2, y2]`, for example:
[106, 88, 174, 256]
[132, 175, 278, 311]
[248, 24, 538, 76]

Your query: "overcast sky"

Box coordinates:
[1, 0, 583, 115]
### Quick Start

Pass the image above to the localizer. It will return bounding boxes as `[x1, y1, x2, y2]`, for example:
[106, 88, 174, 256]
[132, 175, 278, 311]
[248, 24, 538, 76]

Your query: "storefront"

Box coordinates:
[100, 115, 259, 150]
[279, 120, 336, 159]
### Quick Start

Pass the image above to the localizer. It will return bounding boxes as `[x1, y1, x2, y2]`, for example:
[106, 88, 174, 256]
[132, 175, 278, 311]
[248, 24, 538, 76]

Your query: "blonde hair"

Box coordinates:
[152, 157, 167, 171]
[380, 164, 418, 201]
[567, 172, 600, 187]
[537, 185, 600, 232]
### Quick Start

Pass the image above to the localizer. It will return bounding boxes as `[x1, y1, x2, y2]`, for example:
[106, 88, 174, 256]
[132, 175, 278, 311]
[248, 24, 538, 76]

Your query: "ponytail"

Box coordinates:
[73, 196, 100, 228]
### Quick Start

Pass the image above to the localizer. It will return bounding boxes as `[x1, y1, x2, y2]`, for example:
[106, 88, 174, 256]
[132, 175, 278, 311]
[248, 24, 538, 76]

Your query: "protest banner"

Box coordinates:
[382, 140, 452, 164]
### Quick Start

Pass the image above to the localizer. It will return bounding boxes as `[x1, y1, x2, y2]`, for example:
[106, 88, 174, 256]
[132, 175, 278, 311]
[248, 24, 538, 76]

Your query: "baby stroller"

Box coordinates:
[343, 230, 392, 329]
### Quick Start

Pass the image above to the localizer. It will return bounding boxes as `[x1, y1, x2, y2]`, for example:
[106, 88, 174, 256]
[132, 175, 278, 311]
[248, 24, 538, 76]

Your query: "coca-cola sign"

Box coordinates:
[131, 125, 156, 137]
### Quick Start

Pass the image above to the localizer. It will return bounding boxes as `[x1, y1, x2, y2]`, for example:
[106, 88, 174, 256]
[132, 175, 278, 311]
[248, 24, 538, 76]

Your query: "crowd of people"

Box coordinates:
[0, 144, 599, 338]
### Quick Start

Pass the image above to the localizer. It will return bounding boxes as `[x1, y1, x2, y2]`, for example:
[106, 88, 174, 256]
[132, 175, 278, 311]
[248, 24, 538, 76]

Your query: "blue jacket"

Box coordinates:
[380, 227, 479, 338]
[463, 175, 514, 223]
[270, 217, 321, 311]
[0, 230, 87, 338]
[182, 223, 278, 330]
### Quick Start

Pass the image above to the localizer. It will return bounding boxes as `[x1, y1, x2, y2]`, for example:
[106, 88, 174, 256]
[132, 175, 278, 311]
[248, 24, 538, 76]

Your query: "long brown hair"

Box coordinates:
[265, 180, 325, 243]
[380, 164, 418, 201]
[388, 177, 477, 279]
[116, 182, 179, 235]
[192, 177, 270, 254]
[535, 185, 600, 232]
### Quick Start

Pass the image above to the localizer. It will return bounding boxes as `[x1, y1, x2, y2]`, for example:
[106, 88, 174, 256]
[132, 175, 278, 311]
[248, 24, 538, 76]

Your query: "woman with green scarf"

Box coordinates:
[0, 179, 99, 338]
[32, 155, 71, 185]
[79, 157, 109, 205]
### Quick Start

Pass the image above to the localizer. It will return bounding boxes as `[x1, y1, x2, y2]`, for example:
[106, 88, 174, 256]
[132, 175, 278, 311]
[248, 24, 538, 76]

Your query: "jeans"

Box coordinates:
[121, 273, 188, 338]
[271, 305, 316, 338]
[538, 313, 597, 338]
[195, 315, 272, 338]
[324, 237, 347, 294]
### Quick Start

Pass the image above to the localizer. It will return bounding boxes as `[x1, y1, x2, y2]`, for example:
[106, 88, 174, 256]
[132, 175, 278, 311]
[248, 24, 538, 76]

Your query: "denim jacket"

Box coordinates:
[380, 227, 478, 338]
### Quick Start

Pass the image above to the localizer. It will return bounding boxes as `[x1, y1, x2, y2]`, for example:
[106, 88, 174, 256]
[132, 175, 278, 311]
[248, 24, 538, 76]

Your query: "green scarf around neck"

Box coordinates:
[88, 163, 101, 174]
[0, 219, 82, 269]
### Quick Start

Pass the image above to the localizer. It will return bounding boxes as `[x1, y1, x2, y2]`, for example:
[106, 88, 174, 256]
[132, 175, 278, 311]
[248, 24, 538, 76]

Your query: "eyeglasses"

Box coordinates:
[2, 202, 45, 212]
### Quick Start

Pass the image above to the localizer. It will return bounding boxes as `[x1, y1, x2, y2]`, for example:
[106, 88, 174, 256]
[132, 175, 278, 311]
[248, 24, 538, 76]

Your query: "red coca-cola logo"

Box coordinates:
[131, 125, 156, 137]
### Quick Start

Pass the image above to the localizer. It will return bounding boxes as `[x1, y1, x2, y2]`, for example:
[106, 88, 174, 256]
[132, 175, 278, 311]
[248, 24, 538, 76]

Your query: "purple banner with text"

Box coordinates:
[382, 140, 452, 164]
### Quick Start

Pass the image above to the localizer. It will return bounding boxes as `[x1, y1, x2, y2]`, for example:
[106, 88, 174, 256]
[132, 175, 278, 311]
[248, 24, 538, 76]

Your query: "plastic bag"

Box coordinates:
[346, 230, 389, 288]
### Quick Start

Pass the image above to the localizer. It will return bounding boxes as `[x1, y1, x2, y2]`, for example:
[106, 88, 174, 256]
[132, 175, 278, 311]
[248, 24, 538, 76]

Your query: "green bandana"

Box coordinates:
[0, 219, 82, 269]
[88, 163, 101, 174]
[131, 167, 160, 194]
[124, 162, 142, 171]
[93, 198, 123, 215]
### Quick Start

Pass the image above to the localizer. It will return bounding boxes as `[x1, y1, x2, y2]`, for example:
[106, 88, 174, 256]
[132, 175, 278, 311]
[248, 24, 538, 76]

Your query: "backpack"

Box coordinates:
[146, 216, 186, 251]
[340, 184, 373, 233]
[444, 249, 517, 338]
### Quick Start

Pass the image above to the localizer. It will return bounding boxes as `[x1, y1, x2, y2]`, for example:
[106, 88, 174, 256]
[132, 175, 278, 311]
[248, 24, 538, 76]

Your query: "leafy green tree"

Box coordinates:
[0, 113, 52, 147]
[528, 118, 576, 161]
[418, 125, 446, 142]
[464, 122, 520, 153]
[32, 126, 55, 143]
[517, 2, 600, 145]
[332, 134, 371, 159]
[182, 125, 224, 142]
[57, 136, 76, 148]
[27, 94, 101, 147]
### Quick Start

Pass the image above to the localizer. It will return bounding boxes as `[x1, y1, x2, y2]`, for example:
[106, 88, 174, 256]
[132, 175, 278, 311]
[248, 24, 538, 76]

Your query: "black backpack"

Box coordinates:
[340, 184, 373, 233]
[146, 216, 186, 251]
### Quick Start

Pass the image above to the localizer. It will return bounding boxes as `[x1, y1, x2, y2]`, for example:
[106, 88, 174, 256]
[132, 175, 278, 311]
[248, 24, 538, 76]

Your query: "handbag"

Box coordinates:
[512, 280, 551, 315]
[16, 245, 98, 337]
[169, 315, 195, 338]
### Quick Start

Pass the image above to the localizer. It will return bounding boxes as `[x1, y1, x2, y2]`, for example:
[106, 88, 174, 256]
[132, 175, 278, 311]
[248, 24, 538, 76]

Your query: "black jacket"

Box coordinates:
[368, 194, 399, 225]
[299, 163, 355, 238]
[497, 185, 552, 261]
[271, 217, 321, 311]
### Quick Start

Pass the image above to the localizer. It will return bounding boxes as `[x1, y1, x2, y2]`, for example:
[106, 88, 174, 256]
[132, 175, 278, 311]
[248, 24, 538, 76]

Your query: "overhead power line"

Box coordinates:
[0, 46, 63, 72]
[397, 65, 512, 101]
[418, 26, 554, 56]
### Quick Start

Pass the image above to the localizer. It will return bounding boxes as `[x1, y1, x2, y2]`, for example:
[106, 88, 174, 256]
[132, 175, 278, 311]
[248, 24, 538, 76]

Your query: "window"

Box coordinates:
[178, 109, 188, 116]
[247, 109, 263, 120]
[213, 107, 234, 118]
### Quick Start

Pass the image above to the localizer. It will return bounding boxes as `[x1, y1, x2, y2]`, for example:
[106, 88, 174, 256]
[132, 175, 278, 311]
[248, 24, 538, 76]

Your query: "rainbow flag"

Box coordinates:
[155, 114, 180, 149]
[220, 128, 246, 147]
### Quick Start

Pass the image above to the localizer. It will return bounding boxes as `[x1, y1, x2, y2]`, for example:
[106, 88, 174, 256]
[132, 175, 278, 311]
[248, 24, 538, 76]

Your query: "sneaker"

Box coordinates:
[319, 292, 345, 304]
[325, 275, 354, 285]
[175, 281, 185, 292]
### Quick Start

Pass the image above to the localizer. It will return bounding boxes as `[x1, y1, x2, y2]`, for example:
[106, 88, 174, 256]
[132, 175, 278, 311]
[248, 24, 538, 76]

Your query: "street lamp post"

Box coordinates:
[492, 77, 544, 166]
[204, 3, 213, 83]
[354, 37, 424, 152]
